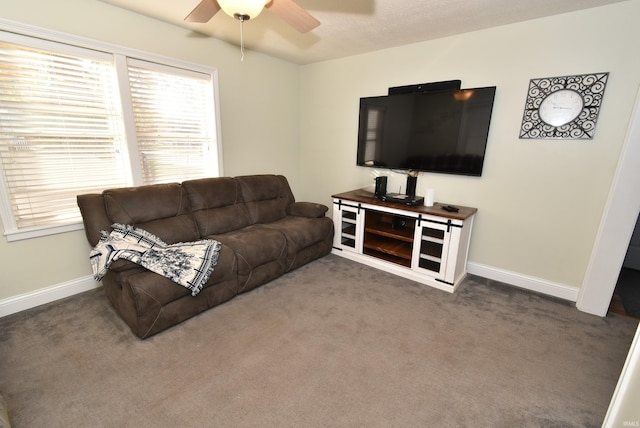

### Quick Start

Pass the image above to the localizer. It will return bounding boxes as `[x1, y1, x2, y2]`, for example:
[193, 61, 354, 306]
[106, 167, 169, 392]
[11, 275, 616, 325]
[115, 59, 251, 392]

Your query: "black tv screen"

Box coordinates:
[356, 86, 496, 176]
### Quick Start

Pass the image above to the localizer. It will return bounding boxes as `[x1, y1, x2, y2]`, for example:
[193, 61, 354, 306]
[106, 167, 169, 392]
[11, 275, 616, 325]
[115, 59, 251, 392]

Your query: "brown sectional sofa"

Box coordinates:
[77, 174, 334, 339]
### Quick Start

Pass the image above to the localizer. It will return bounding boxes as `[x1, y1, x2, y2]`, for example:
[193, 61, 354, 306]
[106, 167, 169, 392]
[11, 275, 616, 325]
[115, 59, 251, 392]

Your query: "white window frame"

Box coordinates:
[0, 19, 224, 242]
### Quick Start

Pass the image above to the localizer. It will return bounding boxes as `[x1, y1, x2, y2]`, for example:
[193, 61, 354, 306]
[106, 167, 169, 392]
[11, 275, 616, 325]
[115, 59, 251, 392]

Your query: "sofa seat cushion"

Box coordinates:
[261, 216, 334, 270]
[263, 216, 334, 252]
[119, 244, 237, 308]
[210, 225, 287, 275]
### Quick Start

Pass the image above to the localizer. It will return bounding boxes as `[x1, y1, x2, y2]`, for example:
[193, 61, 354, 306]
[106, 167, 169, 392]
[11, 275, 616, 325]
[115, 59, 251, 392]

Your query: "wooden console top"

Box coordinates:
[332, 188, 477, 221]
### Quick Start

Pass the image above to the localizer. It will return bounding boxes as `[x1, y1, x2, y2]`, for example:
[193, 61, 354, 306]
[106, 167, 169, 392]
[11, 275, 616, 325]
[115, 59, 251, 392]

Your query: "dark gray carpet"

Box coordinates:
[0, 254, 637, 427]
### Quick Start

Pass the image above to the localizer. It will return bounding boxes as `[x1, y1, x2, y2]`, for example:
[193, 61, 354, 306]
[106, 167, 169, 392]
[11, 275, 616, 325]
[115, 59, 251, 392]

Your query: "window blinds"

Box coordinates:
[127, 60, 216, 185]
[0, 33, 220, 238]
[0, 41, 128, 230]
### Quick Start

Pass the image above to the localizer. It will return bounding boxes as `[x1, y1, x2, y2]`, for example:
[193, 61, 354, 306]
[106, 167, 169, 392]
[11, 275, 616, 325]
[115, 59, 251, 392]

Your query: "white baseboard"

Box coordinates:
[0, 275, 100, 318]
[467, 262, 579, 302]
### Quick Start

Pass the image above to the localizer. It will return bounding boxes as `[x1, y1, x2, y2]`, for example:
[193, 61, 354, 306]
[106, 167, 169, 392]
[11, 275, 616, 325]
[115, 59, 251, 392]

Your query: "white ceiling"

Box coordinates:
[101, 0, 626, 64]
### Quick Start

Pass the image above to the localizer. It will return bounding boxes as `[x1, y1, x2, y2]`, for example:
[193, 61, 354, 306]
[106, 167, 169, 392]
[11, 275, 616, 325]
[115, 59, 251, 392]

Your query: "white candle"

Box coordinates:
[425, 188, 435, 207]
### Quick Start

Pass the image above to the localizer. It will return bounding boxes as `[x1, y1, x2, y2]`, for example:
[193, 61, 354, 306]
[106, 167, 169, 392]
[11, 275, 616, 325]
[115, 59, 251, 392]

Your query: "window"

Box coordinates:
[127, 60, 218, 185]
[0, 26, 221, 241]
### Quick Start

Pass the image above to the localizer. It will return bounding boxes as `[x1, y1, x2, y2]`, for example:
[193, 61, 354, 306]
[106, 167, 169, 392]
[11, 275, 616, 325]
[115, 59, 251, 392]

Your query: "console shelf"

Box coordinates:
[364, 213, 415, 242]
[332, 188, 477, 293]
[364, 236, 412, 262]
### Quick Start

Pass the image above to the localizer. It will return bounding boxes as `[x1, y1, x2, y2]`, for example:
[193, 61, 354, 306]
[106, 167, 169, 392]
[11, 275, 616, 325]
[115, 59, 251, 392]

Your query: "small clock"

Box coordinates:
[539, 89, 584, 126]
[519, 72, 609, 139]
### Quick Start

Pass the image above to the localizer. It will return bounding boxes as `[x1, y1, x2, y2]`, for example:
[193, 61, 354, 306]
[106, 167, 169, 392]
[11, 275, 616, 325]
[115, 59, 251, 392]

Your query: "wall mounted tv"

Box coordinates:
[356, 86, 496, 176]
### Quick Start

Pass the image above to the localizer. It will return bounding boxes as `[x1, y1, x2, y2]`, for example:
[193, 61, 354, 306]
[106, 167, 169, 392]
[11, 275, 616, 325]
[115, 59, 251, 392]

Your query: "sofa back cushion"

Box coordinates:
[182, 177, 251, 236]
[237, 175, 295, 225]
[103, 183, 200, 244]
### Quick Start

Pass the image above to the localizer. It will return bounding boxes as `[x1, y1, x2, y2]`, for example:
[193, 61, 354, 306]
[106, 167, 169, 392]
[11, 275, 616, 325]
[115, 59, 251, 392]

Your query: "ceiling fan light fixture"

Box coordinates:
[217, 0, 269, 20]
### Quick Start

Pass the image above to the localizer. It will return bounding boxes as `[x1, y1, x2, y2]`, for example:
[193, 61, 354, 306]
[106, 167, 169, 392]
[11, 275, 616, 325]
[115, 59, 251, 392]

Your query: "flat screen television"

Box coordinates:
[356, 86, 496, 176]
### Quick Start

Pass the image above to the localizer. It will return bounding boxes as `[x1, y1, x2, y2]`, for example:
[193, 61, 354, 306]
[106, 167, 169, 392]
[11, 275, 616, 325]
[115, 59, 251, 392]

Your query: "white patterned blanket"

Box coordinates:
[90, 223, 221, 296]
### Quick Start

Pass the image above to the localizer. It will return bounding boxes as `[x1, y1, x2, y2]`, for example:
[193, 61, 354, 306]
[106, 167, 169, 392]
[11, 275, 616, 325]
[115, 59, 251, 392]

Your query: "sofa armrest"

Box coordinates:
[77, 193, 112, 247]
[286, 202, 328, 218]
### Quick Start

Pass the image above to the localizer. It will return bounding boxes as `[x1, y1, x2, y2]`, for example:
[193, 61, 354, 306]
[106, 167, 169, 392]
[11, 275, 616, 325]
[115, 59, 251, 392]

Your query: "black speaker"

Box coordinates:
[374, 176, 387, 199]
[406, 176, 417, 198]
[388, 79, 462, 95]
[392, 215, 407, 230]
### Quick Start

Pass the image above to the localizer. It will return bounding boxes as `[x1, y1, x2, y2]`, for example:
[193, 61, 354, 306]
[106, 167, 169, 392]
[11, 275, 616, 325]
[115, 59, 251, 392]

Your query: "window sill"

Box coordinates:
[4, 222, 85, 242]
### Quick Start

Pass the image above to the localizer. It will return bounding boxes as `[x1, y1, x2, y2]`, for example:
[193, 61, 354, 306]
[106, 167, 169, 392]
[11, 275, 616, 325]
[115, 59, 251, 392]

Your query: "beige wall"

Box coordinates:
[299, 1, 640, 290]
[0, 0, 301, 300]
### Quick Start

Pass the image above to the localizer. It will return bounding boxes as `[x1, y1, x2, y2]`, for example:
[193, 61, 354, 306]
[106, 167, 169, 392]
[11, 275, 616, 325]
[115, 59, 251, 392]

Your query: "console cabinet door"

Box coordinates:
[411, 217, 453, 282]
[332, 200, 364, 253]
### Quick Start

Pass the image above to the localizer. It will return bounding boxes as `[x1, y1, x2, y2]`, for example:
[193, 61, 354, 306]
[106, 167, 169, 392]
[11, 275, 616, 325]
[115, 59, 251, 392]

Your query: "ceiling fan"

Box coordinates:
[185, 0, 320, 33]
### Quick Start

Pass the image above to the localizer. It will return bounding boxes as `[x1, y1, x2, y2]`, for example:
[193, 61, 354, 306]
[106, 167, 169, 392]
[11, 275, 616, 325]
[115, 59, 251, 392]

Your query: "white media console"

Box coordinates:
[332, 188, 477, 292]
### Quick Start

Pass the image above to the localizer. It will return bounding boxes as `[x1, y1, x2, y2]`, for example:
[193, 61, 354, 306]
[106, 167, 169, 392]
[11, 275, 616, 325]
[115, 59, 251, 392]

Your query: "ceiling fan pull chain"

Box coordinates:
[239, 17, 246, 61]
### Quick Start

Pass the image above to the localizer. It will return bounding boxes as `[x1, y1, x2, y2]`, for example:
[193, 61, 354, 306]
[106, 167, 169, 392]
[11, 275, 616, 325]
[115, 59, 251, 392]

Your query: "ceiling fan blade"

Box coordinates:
[184, 0, 221, 23]
[266, 0, 320, 33]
